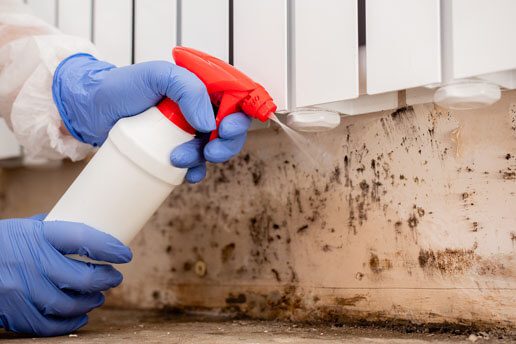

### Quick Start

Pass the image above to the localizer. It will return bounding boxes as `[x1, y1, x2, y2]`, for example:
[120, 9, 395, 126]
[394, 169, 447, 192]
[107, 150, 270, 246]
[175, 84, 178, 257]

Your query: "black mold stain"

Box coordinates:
[150, 101, 516, 329]
[416, 207, 425, 217]
[418, 249, 477, 274]
[343, 155, 352, 187]
[294, 189, 304, 214]
[226, 293, 247, 304]
[249, 210, 272, 246]
[348, 194, 357, 235]
[501, 169, 515, 180]
[271, 268, 281, 282]
[334, 295, 367, 306]
[369, 254, 381, 273]
[390, 106, 414, 121]
[407, 215, 419, 228]
[221, 243, 236, 263]
[512, 105, 516, 131]
[152, 290, 161, 300]
[251, 168, 262, 185]
[330, 166, 342, 184]
[359, 180, 369, 193]
[297, 224, 309, 234]
[369, 253, 393, 274]
[215, 167, 230, 184]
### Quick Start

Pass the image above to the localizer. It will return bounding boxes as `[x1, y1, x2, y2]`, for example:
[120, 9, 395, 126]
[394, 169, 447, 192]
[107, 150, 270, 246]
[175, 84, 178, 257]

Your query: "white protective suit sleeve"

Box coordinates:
[0, 0, 97, 161]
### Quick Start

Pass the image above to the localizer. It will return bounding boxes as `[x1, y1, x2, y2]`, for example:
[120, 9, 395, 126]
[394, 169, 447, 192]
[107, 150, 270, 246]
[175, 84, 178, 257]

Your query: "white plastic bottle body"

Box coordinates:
[45, 107, 194, 245]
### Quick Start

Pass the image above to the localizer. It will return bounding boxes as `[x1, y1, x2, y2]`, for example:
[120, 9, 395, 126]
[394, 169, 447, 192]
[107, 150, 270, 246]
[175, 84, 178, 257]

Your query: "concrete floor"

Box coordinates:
[0, 309, 513, 343]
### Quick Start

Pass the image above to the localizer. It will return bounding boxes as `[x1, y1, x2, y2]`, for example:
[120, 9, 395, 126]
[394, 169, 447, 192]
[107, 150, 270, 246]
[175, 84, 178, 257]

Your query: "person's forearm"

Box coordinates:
[0, 0, 96, 161]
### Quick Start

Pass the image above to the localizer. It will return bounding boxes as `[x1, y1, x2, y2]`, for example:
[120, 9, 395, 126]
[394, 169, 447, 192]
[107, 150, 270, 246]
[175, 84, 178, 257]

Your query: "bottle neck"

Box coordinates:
[156, 98, 196, 135]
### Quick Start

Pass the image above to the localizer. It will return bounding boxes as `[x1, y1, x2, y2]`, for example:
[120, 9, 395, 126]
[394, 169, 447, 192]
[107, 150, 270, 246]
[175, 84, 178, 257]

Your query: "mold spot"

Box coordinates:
[330, 166, 342, 184]
[183, 261, 193, 272]
[408, 215, 419, 228]
[225, 293, 247, 304]
[359, 180, 369, 193]
[271, 268, 281, 282]
[297, 224, 309, 234]
[418, 249, 477, 274]
[221, 243, 236, 263]
[369, 253, 393, 274]
[390, 106, 413, 120]
[249, 209, 272, 246]
[501, 170, 516, 180]
[294, 189, 304, 213]
[250, 162, 264, 185]
[335, 295, 367, 306]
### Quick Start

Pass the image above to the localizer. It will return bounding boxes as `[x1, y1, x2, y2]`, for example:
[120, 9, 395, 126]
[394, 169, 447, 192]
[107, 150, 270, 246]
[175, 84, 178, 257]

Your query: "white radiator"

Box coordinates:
[22, 0, 516, 113]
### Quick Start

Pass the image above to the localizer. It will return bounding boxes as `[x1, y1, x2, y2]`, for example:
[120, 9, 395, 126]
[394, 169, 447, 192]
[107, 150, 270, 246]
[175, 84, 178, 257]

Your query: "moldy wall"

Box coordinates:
[1, 91, 515, 330]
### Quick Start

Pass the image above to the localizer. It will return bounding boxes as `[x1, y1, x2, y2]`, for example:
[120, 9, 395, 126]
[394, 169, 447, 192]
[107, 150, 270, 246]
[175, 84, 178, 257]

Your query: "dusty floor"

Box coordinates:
[0, 309, 513, 343]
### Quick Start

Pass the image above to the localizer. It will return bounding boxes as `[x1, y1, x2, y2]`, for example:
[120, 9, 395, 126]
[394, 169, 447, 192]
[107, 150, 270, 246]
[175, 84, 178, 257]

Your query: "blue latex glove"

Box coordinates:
[52, 53, 252, 183]
[0, 215, 132, 337]
[170, 112, 252, 183]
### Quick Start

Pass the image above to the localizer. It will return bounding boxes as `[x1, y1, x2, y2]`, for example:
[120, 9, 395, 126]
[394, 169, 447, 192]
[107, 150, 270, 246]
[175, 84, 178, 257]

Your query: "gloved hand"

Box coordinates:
[52, 54, 252, 183]
[0, 215, 132, 337]
[170, 112, 251, 183]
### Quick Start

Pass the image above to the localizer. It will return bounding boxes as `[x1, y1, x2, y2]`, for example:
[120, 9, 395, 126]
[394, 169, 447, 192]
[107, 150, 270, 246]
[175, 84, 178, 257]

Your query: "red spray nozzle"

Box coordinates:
[157, 47, 277, 140]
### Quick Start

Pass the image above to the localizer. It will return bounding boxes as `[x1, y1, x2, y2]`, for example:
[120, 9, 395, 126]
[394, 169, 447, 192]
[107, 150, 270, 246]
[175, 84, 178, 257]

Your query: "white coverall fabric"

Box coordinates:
[0, 0, 96, 161]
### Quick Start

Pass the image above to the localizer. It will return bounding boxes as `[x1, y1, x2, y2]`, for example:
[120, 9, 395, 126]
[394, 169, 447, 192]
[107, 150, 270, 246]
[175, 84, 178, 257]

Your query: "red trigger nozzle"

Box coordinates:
[240, 85, 277, 122]
[157, 47, 278, 139]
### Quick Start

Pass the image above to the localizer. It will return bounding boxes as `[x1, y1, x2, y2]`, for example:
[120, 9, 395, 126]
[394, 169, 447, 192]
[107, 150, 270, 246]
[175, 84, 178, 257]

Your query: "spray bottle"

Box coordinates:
[45, 47, 277, 250]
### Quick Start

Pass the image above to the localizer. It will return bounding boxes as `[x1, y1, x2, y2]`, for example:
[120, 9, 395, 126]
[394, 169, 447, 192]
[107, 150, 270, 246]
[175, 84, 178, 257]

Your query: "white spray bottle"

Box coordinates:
[45, 47, 277, 255]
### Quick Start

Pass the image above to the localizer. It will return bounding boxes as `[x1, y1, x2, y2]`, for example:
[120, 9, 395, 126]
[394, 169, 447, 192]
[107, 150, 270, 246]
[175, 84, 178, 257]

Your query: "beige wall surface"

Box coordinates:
[1, 92, 515, 329]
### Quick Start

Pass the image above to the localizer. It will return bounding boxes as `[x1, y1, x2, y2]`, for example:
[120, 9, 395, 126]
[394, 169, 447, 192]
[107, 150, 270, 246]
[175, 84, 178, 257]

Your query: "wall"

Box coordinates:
[1, 92, 515, 329]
